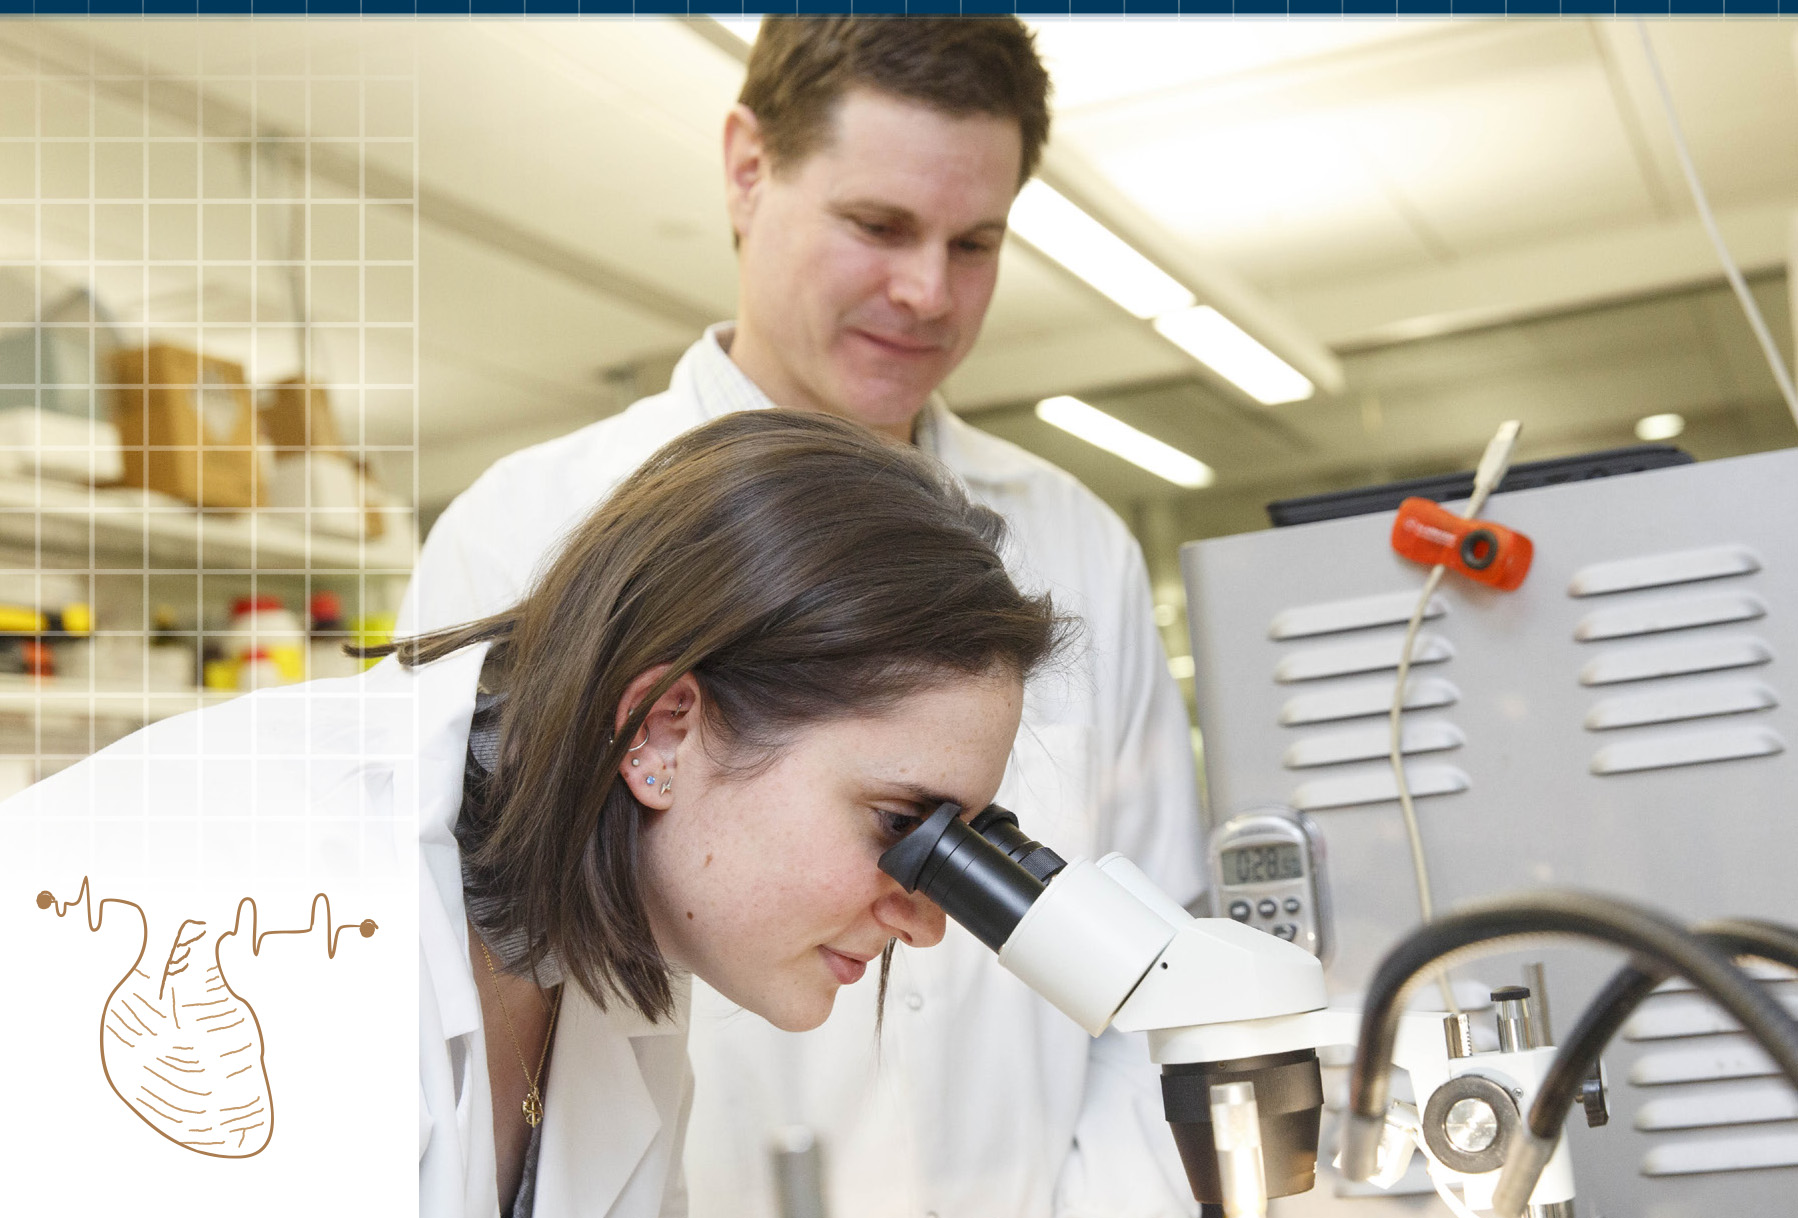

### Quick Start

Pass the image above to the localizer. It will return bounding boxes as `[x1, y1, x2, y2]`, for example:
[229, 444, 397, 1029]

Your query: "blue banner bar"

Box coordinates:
[0, 1, 1788, 17]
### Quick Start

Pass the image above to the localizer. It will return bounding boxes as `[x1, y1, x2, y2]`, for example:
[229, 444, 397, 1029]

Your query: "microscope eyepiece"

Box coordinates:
[878, 803, 1054, 953]
[968, 804, 1069, 883]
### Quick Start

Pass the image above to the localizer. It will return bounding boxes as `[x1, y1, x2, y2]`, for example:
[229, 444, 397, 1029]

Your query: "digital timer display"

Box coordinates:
[1221, 842, 1303, 886]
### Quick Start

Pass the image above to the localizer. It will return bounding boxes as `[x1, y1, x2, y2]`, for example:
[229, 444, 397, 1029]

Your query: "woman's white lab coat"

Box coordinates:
[10, 643, 692, 1217]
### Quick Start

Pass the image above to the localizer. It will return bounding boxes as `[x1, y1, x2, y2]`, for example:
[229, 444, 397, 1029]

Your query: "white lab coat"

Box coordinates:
[8, 644, 691, 1218]
[403, 326, 1207, 1218]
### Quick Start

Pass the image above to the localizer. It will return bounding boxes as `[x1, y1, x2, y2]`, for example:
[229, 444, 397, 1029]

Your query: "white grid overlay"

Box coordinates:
[1, 24, 421, 877]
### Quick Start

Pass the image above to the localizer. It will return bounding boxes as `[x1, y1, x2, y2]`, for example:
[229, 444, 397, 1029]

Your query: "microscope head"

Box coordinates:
[880, 803, 1329, 1206]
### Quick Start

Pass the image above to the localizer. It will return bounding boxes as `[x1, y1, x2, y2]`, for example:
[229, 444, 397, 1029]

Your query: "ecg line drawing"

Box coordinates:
[37, 877, 378, 1158]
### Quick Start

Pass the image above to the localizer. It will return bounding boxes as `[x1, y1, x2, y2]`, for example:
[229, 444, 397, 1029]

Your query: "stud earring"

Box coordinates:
[645, 775, 657, 787]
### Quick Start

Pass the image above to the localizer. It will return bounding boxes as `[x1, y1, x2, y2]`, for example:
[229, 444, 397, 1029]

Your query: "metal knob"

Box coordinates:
[1422, 1074, 1520, 1176]
[1491, 986, 1533, 1054]
[1443, 1012, 1474, 1060]
[1579, 1066, 1609, 1129]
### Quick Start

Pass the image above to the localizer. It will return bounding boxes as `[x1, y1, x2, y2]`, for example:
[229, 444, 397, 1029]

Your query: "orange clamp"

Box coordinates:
[1390, 497, 1533, 590]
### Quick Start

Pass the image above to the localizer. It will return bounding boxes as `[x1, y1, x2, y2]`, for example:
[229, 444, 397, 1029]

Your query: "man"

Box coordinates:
[402, 17, 1205, 1217]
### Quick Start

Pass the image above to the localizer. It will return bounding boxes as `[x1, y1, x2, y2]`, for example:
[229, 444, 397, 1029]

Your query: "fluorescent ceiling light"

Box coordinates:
[1153, 306, 1314, 406]
[1008, 180, 1196, 320]
[708, 16, 760, 45]
[1635, 412, 1685, 441]
[1035, 395, 1214, 489]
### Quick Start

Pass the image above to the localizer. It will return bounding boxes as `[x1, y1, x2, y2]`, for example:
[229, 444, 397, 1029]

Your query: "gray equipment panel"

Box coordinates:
[1182, 448, 1798, 1215]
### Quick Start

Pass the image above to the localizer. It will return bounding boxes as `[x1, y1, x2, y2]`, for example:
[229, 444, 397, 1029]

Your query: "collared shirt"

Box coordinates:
[400, 325, 1206, 1218]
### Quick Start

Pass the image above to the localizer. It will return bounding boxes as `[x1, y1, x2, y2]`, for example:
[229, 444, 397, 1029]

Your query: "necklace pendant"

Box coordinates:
[523, 1088, 543, 1127]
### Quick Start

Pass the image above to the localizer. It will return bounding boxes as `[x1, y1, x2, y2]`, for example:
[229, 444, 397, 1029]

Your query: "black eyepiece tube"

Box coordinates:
[969, 803, 1069, 883]
[878, 803, 1046, 953]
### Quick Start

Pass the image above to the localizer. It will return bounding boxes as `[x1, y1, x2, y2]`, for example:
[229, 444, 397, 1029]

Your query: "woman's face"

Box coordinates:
[633, 668, 1024, 1032]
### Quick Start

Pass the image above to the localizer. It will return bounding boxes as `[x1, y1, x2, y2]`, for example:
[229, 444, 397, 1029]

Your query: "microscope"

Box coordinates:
[881, 803, 1798, 1217]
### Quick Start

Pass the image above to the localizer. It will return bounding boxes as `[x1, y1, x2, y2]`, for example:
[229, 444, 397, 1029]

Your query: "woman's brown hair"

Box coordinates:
[389, 410, 1066, 1021]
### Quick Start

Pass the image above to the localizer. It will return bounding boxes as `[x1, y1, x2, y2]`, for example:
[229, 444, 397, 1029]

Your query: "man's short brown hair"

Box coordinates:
[739, 17, 1052, 188]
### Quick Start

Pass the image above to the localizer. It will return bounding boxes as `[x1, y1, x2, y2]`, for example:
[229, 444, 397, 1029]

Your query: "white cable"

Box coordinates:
[1428, 1169, 1483, 1218]
[1636, 21, 1798, 428]
[1387, 420, 1522, 1017]
[1393, 1123, 1482, 1218]
[1389, 563, 1453, 1014]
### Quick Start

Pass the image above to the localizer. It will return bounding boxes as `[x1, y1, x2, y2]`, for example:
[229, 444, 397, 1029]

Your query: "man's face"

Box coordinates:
[726, 89, 1023, 440]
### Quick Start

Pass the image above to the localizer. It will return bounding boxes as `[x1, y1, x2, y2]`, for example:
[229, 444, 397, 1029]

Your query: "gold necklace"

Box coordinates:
[479, 938, 562, 1128]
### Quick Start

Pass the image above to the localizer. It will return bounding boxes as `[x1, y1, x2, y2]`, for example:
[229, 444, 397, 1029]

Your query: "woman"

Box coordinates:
[8, 411, 1060, 1217]
[405, 409, 1065, 1216]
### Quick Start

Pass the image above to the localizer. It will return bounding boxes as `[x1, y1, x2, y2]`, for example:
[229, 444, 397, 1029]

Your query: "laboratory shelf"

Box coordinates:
[0, 476, 418, 573]
[0, 675, 238, 724]
[0, 473, 414, 742]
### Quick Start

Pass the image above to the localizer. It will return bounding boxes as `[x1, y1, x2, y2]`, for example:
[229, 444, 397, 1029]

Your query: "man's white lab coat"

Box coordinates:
[8, 645, 691, 1218]
[402, 327, 1207, 1218]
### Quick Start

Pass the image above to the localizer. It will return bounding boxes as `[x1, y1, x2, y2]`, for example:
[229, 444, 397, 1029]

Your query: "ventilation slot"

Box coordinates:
[1269, 590, 1446, 640]
[1280, 677, 1460, 727]
[1585, 681, 1777, 730]
[1575, 592, 1766, 641]
[1283, 722, 1463, 770]
[1290, 764, 1469, 812]
[1624, 989, 1798, 1040]
[1640, 1133, 1798, 1178]
[1589, 725, 1784, 775]
[1630, 1043, 1779, 1086]
[1634, 1082, 1798, 1132]
[1569, 544, 1761, 596]
[1579, 637, 1772, 686]
[1276, 633, 1452, 684]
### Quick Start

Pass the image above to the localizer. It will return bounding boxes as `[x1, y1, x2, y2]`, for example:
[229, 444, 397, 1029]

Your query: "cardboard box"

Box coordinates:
[261, 379, 343, 455]
[111, 345, 265, 508]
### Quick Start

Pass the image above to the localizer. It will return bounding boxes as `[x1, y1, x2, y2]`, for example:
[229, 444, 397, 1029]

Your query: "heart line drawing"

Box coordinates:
[37, 877, 378, 1158]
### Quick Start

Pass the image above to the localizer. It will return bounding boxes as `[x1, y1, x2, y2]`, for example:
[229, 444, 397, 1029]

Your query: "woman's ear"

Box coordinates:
[614, 667, 701, 810]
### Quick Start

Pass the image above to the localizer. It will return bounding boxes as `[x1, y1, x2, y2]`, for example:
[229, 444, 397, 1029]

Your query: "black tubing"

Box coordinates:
[1523, 917, 1798, 1142]
[1347, 893, 1798, 1136]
